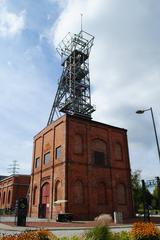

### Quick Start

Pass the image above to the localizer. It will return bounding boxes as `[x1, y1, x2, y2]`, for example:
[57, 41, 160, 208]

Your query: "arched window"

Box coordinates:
[91, 139, 108, 167]
[3, 192, 5, 204]
[74, 134, 83, 154]
[73, 180, 84, 204]
[8, 190, 11, 204]
[55, 180, 62, 201]
[117, 183, 126, 205]
[115, 143, 122, 160]
[41, 182, 50, 204]
[97, 182, 106, 205]
[33, 186, 37, 205]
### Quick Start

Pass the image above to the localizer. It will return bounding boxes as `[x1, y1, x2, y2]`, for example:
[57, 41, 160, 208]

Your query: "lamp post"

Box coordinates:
[136, 107, 160, 164]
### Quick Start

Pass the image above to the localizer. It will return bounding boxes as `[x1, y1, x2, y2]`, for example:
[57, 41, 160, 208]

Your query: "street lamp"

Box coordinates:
[136, 107, 160, 164]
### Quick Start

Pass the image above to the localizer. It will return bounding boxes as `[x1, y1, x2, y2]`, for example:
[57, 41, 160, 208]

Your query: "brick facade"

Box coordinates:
[29, 114, 134, 220]
[0, 175, 30, 212]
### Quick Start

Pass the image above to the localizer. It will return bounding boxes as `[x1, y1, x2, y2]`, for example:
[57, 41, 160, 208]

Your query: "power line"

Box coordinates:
[8, 160, 20, 175]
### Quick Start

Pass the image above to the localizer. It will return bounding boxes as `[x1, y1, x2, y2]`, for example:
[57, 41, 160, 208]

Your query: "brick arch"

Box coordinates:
[39, 182, 50, 218]
[114, 142, 123, 160]
[55, 179, 62, 201]
[72, 179, 84, 204]
[3, 191, 6, 205]
[0, 191, 1, 207]
[116, 183, 126, 205]
[41, 182, 50, 204]
[97, 181, 106, 205]
[8, 190, 11, 204]
[91, 138, 108, 166]
[74, 134, 83, 154]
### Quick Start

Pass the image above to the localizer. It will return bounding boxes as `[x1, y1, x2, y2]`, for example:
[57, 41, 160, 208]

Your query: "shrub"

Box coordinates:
[57, 237, 69, 240]
[0, 230, 57, 240]
[70, 236, 80, 240]
[95, 214, 113, 227]
[83, 226, 112, 240]
[36, 230, 57, 240]
[57, 237, 80, 240]
[131, 222, 160, 240]
[112, 231, 130, 240]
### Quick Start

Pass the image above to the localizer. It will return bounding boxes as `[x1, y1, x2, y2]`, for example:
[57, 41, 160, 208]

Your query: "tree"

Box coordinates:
[131, 170, 143, 212]
[152, 182, 160, 210]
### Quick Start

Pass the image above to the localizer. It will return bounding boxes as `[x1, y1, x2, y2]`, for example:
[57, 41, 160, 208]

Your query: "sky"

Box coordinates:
[0, 0, 160, 180]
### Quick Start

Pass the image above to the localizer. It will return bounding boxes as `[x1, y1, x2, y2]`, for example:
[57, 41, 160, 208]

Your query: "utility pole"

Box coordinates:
[8, 160, 19, 175]
[142, 179, 150, 222]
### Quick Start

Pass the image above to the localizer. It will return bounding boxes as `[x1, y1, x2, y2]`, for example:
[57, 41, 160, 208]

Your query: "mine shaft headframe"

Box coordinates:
[47, 30, 95, 126]
[56, 30, 94, 62]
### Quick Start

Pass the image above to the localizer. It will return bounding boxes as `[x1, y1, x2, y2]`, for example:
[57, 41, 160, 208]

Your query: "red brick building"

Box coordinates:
[29, 114, 133, 220]
[0, 175, 30, 212]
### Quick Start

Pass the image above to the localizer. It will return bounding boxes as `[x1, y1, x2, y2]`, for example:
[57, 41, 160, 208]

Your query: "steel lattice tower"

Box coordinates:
[47, 30, 95, 125]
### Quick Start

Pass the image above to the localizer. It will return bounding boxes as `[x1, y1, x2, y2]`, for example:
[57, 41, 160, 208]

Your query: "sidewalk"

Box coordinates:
[0, 222, 38, 232]
[0, 222, 133, 233]
[0, 216, 160, 233]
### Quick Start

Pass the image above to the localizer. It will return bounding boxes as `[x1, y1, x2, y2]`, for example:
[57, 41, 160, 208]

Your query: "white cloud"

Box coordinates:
[51, 0, 160, 178]
[0, 2, 25, 37]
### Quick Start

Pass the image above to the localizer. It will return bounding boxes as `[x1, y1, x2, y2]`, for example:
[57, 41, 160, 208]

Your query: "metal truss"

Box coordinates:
[47, 30, 95, 125]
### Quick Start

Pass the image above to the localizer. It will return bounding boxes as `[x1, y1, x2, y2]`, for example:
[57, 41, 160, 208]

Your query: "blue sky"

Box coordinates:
[0, 0, 63, 174]
[0, 0, 160, 179]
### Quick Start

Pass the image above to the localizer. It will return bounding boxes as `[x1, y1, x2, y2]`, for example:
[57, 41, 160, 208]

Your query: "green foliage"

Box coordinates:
[112, 231, 130, 240]
[84, 226, 112, 240]
[152, 185, 160, 210]
[57, 237, 69, 240]
[57, 237, 79, 240]
[70, 236, 80, 240]
[131, 170, 143, 212]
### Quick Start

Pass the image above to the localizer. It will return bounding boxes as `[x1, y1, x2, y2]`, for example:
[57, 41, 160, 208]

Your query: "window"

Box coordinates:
[91, 139, 108, 167]
[115, 143, 122, 160]
[94, 151, 105, 166]
[35, 157, 40, 168]
[44, 152, 50, 164]
[56, 146, 61, 159]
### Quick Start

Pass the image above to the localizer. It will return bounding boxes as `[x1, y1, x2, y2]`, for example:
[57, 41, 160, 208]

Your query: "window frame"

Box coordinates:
[44, 152, 51, 165]
[55, 146, 61, 159]
[35, 157, 40, 168]
[93, 151, 106, 167]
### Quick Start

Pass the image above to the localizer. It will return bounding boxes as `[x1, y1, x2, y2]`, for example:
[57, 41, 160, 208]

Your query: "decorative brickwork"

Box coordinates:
[29, 114, 134, 220]
[0, 175, 30, 212]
